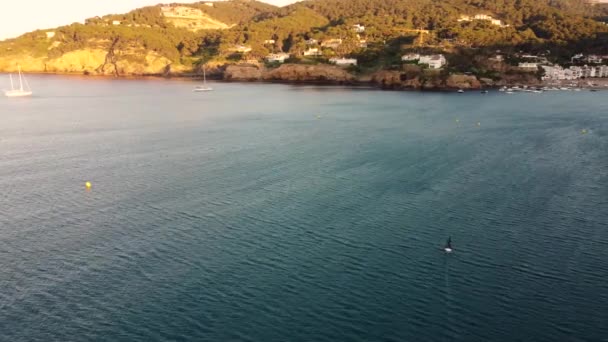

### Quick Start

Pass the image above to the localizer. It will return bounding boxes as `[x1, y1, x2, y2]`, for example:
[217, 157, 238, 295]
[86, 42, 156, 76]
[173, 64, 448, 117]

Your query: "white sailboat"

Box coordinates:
[5, 65, 32, 97]
[194, 64, 213, 92]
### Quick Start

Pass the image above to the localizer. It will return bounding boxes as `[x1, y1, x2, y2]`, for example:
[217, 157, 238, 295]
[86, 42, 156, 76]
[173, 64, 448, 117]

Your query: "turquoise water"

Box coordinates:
[1, 76, 607, 341]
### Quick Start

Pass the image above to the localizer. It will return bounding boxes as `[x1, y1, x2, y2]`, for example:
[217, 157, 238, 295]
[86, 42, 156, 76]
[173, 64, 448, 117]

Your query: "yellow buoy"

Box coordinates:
[85, 181, 92, 189]
[477, 122, 481, 126]
[455, 119, 460, 123]
[581, 129, 587, 134]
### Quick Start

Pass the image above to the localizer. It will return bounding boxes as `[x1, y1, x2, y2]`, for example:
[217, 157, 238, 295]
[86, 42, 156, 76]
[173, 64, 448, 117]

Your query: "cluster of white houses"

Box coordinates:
[515, 54, 608, 80]
[541, 65, 608, 80]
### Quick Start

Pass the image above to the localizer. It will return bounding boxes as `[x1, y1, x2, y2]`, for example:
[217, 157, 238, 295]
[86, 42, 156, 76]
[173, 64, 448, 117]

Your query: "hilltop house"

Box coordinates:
[353, 24, 365, 33]
[330, 57, 357, 66]
[458, 14, 507, 27]
[303, 48, 322, 57]
[112, 20, 121, 25]
[419, 54, 446, 69]
[266, 53, 290, 63]
[264, 39, 275, 44]
[45, 31, 55, 39]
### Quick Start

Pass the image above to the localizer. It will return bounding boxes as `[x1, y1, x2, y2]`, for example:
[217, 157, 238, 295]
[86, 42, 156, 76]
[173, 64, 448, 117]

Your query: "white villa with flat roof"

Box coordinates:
[419, 54, 446, 69]
[303, 48, 322, 57]
[330, 58, 357, 66]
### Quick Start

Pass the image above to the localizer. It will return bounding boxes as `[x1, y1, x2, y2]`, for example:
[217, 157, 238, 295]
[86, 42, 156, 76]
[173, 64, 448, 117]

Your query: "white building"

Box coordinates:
[474, 14, 492, 20]
[518, 62, 539, 70]
[303, 48, 322, 57]
[419, 54, 447, 69]
[541, 65, 608, 80]
[264, 39, 276, 44]
[401, 53, 421, 62]
[541, 65, 567, 80]
[266, 53, 290, 63]
[458, 14, 505, 26]
[112, 20, 121, 25]
[330, 58, 357, 66]
[235, 45, 252, 53]
[353, 24, 365, 33]
[45, 31, 55, 39]
[586, 55, 603, 64]
[305, 39, 318, 45]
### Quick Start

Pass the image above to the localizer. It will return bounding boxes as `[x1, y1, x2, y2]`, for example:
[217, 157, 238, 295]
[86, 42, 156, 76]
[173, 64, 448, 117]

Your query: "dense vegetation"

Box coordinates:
[1, 0, 607, 70]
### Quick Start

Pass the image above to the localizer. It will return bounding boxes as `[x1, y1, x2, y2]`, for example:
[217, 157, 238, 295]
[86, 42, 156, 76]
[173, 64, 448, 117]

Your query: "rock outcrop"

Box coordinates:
[445, 74, 481, 89]
[262, 64, 356, 83]
[223, 64, 264, 81]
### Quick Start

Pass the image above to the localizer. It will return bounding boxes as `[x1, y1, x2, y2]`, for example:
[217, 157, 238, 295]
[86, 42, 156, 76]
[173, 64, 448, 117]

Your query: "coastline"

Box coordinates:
[5, 69, 607, 91]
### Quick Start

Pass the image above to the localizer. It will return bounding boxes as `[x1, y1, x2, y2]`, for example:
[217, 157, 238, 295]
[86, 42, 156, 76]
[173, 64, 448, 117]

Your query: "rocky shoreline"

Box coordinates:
[5, 62, 546, 91]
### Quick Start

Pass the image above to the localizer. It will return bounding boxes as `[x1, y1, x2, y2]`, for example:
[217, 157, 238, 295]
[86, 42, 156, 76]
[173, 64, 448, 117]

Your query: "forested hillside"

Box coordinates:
[1, 0, 606, 75]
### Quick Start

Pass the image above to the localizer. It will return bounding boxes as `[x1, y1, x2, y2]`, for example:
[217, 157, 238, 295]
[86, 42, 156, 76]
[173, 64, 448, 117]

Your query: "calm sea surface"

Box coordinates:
[1, 75, 607, 341]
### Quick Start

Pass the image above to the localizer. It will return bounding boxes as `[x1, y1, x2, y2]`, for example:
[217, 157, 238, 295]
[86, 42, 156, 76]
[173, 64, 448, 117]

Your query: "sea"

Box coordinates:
[1, 75, 607, 342]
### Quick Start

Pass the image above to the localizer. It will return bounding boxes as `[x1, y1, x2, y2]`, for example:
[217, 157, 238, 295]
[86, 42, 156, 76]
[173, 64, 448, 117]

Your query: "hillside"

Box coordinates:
[0, 0, 607, 82]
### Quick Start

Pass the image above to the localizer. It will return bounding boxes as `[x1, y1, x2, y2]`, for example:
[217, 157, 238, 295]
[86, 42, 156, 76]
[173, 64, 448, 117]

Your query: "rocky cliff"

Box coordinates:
[368, 67, 482, 90]
[262, 64, 356, 83]
[222, 64, 356, 84]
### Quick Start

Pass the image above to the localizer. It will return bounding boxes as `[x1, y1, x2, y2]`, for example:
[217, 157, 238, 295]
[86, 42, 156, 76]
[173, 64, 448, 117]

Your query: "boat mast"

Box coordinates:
[18, 65, 23, 91]
[9, 73, 14, 90]
[203, 64, 206, 84]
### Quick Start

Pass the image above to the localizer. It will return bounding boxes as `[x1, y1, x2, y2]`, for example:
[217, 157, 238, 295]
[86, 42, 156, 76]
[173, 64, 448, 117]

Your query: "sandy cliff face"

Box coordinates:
[0, 48, 175, 76]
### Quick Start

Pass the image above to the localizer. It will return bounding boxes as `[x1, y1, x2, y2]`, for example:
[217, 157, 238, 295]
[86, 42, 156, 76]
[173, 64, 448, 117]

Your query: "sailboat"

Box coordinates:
[194, 64, 213, 92]
[5, 65, 32, 97]
[444, 237, 453, 253]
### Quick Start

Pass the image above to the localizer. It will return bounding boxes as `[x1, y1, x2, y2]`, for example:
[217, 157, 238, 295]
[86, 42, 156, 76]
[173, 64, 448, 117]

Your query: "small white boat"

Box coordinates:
[4, 65, 32, 97]
[194, 64, 213, 92]
[457, 89, 464, 93]
[194, 86, 213, 92]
